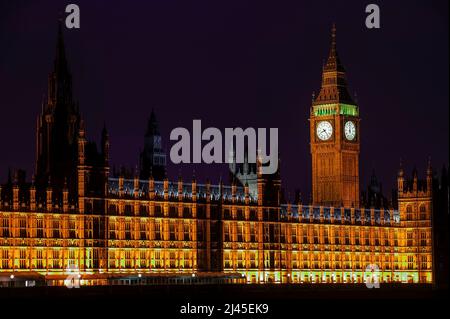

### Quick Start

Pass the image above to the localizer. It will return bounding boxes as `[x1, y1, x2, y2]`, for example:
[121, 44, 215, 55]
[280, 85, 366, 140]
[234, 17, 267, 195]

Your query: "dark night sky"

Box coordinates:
[0, 0, 448, 200]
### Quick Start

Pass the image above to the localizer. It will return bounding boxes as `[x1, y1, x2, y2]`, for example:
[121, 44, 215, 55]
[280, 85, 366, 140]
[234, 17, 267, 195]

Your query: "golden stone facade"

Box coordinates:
[0, 167, 434, 285]
[0, 25, 433, 286]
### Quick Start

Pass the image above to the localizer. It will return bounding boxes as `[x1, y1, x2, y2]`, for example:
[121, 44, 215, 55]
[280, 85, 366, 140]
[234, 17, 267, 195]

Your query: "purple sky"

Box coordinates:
[0, 0, 448, 199]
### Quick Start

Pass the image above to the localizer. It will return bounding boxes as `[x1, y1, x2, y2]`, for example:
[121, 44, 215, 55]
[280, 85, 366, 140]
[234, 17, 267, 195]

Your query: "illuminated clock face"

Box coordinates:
[344, 121, 356, 141]
[316, 121, 333, 141]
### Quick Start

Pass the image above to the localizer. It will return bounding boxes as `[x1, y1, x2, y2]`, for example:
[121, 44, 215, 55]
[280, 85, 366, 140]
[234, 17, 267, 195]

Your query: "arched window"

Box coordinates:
[406, 205, 413, 220]
[419, 204, 427, 220]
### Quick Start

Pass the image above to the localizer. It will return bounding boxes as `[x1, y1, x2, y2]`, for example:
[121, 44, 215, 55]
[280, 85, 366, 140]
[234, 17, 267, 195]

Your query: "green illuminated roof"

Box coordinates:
[313, 103, 358, 117]
[339, 104, 358, 116]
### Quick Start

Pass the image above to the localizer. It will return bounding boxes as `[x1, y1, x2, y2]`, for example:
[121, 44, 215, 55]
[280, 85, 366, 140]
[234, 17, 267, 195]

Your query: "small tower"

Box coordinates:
[12, 173, 19, 211]
[413, 167, 418, 193]
[148, 173, 155, 200]
[139, 109, 167, 181]
[426, 158, 433, 196]
[46, 176, 53, 212]
[30, 175, 36, 211]
[101, 124, 110, 166]
[398, 159, 405, 194]
[178, 173, 183, 201]
[191, 171, 197, 202]
[77, 121, 87, 212]
[256, 154, 265, 206]
[397, 160, 433, 283]
[63, 178, 69, 213]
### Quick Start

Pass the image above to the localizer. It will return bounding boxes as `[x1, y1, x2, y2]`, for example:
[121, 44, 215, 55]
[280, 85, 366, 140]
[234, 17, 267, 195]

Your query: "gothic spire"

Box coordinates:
[47, 19, 73, 110]
[55, 19, 68, 75]
[323, 23, 344, 73]
[146, 109, 160, 136]
[313, 24, 355, 105]
[329, 24, 336, 59]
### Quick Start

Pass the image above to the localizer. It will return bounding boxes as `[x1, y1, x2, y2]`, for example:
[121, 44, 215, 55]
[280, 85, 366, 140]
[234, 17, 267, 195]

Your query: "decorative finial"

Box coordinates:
[413, 165, 418, 177]
[398, 158, 404, 177]
[13, 170, 18, 185]
[427, 157, 432, 174]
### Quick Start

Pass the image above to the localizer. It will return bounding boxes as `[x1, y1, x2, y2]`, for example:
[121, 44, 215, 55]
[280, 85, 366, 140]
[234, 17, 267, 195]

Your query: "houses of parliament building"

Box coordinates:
[0, 23, 447, 287]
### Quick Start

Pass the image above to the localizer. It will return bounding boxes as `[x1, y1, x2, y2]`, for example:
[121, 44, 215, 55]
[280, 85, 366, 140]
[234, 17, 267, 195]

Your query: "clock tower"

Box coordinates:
[310, 25, 360, 208]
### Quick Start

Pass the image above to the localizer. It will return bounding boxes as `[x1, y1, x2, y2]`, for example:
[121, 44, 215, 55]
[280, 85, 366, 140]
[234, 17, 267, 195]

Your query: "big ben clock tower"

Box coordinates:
[310, 25, 360, 208]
